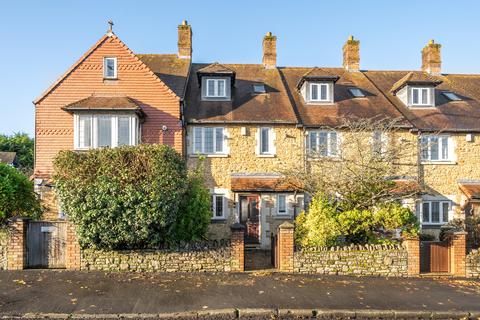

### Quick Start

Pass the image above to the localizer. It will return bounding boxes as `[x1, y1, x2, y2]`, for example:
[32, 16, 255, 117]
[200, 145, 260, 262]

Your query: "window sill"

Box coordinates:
[307, 157, 341, 162]
[256, 154, 276, 158]
[189, 154, 229, 158]
[306, 101, 335, 105]
[421, 223, 446, 229]
[274, 215, 293, 220]
[103, 77, 118, 81]
[210, 218, 227, 224]
[420, 161, 457, 165]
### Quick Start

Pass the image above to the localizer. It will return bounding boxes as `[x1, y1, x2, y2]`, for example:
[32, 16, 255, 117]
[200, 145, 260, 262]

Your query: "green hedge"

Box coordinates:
[54, 145, 210, 250]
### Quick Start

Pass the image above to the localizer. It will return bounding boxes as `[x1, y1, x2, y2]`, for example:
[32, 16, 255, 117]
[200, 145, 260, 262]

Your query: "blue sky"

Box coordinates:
[1, 0, 479, 136]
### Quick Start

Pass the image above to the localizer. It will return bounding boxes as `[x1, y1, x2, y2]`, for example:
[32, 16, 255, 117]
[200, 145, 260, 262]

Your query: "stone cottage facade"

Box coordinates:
[33, 22, 480, 247]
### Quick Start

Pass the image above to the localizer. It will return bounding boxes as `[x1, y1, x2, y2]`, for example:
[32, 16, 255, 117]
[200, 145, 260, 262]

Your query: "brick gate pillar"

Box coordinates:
[230, 223, 245, 272]
[7, 217, 28, 270]
[450, 231, 467, 277]
[277, 221, 294, 272]
[65, 222, 81, 270]
[404, 237, 420, 276]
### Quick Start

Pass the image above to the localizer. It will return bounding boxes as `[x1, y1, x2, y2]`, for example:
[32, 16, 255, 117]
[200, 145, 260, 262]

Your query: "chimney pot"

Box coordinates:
[343, 35, 360, 72]
[178, 20, 192, 59]
[262, 32, 277, 69]
[422, 40, 441, 75]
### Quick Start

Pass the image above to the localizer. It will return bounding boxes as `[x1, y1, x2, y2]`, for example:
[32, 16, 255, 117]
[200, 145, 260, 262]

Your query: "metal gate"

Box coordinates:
[420, 241, 450, 273]
[26, 221, 67, 268]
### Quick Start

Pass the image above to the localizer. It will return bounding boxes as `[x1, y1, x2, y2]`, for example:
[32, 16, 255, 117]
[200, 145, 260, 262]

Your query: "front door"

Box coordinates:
[239, 195, 260, 244]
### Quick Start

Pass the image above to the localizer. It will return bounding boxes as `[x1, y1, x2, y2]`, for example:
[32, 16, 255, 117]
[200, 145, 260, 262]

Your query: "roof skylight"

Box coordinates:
[348, 87, 365, 98]
[253, 84, 266, 94]
[442, 91, 462, 101]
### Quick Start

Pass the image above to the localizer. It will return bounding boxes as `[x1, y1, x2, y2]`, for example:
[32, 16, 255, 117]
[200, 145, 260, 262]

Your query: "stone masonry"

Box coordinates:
[294, 244, 408, 276]
[467, 249, 480, 278]
[0, 228, 9, 270]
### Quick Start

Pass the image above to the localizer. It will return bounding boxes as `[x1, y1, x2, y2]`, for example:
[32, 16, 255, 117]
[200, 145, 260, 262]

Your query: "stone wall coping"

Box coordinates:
[8, 216, 32, 222]
[278, 221, 294, 229]
[296, 243, 403, 252]
[82, 240, 232, 253]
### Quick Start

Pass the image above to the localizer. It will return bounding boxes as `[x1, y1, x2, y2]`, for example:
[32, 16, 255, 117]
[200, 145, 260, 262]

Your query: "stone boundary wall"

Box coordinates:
[293, 244, 408, 277]
[0, 228, 9, 270]
[466, 249, 480, 278]
[80, 241, 236, 272]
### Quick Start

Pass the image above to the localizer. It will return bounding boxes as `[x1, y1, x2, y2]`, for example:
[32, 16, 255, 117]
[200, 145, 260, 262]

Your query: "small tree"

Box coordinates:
[0, 163, 41, 224]
[54, 145, 189, 249]
[0, 133, 34, 175]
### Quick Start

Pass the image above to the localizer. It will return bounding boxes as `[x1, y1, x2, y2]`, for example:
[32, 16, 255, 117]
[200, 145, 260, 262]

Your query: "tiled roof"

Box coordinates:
[458, 180, 480, 199]
[184, 64, 298, 124]
[279, 67, 410, 128]
[62, 96, 140, 111]
[0, 152, 17, 165]
[390, 71, 443, 94]
[297, 67, 340, 88]
[136, 54, 190, 99]
[230, 174, 294, 192]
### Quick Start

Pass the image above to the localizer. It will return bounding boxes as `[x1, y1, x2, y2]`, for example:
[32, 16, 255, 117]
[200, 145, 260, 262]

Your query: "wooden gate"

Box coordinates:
[420, 241, 450, 273]
[271, 233, 279, 268]
[26, 221, 67, 268]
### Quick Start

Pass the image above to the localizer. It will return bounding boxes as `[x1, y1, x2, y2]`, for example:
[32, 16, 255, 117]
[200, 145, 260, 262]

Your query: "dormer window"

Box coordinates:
[411, 87, 432, 106]
[310, 83, 330, 102]
[206, 79, 227, 98]
[103, 57, 117, 79]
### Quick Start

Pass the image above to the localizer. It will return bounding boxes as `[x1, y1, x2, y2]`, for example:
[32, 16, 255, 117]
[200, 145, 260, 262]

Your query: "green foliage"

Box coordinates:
[170, 160, 211, 243]
[53, 145, 191, 250]
[0, 133, 34, 175]
[294, 196, 341, 247]
[295, 195, 419, 247]
[0, 163, 41, 224]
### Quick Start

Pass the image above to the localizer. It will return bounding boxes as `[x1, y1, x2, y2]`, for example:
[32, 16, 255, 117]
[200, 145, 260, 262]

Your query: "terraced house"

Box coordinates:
[33, 22, 480, 249]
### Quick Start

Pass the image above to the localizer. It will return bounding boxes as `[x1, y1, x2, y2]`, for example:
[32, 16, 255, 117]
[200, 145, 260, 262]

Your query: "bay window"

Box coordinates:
[307, 131, 339, 158]
[420, 200, 451, 225]
[74, 114, 138, 150]
[193, 127, 226, 155]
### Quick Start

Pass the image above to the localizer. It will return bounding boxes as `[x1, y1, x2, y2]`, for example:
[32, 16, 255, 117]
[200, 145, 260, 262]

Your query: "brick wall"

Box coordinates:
[81, 241, 235, 272]
[6, 218, 27, 270]
[467, 249, 480, 278]
[294, 244, 408, 276]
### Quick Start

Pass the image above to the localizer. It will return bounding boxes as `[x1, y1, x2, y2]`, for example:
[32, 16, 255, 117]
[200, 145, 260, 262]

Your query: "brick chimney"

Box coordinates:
[178, 20, 192, 59]
[262, 32, 277, 69]
[343, 35, 360, 72]
[422, 39, 441, 75]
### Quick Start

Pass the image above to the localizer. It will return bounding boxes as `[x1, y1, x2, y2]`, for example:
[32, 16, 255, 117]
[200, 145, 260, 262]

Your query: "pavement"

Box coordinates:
[0, 270, 480, 319]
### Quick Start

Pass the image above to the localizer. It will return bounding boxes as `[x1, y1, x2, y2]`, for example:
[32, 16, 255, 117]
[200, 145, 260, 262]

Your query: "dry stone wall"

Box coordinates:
[467, 249, 480, 278]
[293, 244, 408, 277]
[0, 228, 8, 270]
[81, 241, 235, 272]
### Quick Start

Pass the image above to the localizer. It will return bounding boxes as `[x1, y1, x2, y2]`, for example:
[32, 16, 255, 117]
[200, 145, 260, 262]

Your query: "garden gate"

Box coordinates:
[26, 221, 67, 268]
[420, 240, 450, 273]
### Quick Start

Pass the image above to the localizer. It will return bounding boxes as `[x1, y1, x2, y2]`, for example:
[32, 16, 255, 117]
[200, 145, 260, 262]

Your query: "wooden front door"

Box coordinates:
[239, 195, 260, 244]
[420, 241, 450, 273]
[26, 221, 67, 268]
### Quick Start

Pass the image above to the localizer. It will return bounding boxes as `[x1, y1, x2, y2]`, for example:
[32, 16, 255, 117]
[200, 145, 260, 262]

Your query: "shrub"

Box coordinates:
[170, 160, 211, 243]
[373, 202, 419, 238]
[53, 145, 189, 250]
[0, 163, 41, 224]
[336, 209, 375, 244]
[295, 196, 341, 247]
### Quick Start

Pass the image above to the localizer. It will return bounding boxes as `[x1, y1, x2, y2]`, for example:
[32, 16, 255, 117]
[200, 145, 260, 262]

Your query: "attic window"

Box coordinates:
[103, 57, 117, 79]
[442, 91, 461, 101]
[253, 84, 266, 94]
[348, 87, 365, 98]
[310, 83, 330, 102]
[411, 87, 432, 106]
[206, 79, 227, 97]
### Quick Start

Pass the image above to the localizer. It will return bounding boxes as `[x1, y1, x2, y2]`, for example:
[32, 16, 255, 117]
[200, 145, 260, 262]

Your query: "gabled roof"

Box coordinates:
[0, 152, 17, 165]
[390, 71, 443, 94]
[197, 62, 235, 75]
[184, 64, 298, 124]
[297, 67, 340, 89]
[34, 33, 181, 105]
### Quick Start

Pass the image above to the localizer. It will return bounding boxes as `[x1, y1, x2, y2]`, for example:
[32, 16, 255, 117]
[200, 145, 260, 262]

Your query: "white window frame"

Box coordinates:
[74, 114, 138, 150]
[309, 83, 330, 102]
[205, 79, 227, 98]
[277, 194, 288, 215]
[192, 127, 227, 155]
[420, 200, 451, 225]
[103, 57, 117, 79]
[257, 127, 275, 156]
[211, 194, 225, 219]
[372, 131, 388, 155]
[420, 135, 453, 162]
[411, 87, 432, 106]
[306, 130, 339, 158]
